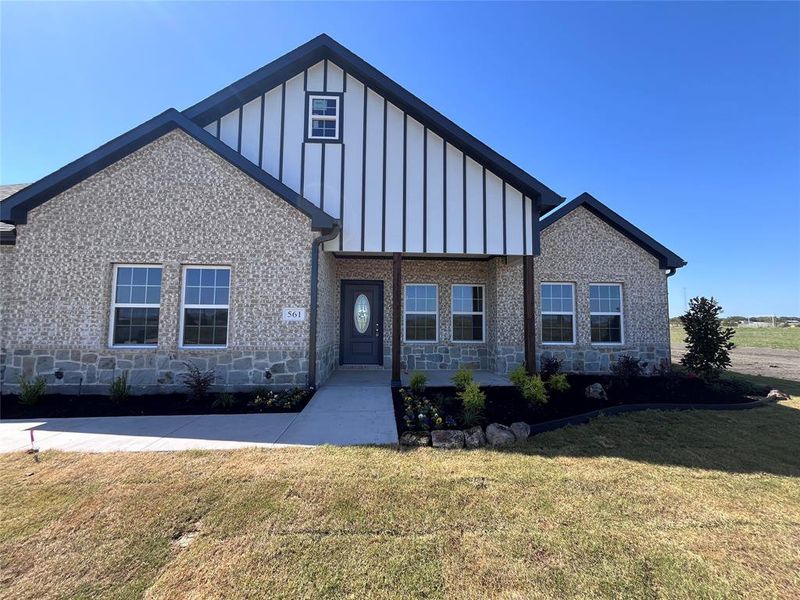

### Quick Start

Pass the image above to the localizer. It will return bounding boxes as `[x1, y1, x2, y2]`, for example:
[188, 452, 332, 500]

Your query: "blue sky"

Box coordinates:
[2, 2, 798, 317]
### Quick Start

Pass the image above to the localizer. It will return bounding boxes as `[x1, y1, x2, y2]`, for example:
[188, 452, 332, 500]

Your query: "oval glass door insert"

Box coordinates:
[354, 294, 370, 334]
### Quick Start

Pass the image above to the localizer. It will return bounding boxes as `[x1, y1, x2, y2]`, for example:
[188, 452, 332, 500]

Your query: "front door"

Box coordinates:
[340, 280, 383, 365]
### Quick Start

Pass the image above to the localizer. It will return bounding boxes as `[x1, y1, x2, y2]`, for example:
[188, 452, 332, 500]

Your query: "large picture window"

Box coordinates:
[451, 285, 485, 342]
[541, 283, 575, 344]
[110, 265, 162, 346]
[404, 284, 438, 342]
[180, 266, 231, 347]
[590, 283, 623, 344]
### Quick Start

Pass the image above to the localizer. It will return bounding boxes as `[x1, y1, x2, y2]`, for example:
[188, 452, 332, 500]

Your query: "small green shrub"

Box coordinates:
[547, 372, 570, 394]
[249, 387, 309, 411]
[451, 368, 474, 391]
[109, 371, 130, 404]
[509, 366, 548, 407]
[540, 356, 562, 380]
[18, 375, 46, 406]
[458, 381, 486, 427]
[610, 355, 644, 390]
[181, 362, 216, 402]
[212, 392, 238, 409]
[679, 296, 735, 380]
[409, 372, 427, 395]
[399, 387, 453, 430]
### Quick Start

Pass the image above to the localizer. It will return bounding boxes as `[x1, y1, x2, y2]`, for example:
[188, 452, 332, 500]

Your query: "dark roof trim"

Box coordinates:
[540, 192, 687, 269]
[183, 33, 564, 212]
[0, 108, 337, 231]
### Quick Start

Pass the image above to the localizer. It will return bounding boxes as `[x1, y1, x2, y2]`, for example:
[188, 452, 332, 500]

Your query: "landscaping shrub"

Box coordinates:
[451, 368, 474, 391]
[509, 366, 548, 407]
[248, 387, 309, 411]
[547, 372, 570, 394]
[181, 362, 216, 402]
[18, 375, 46, 406]
[212, 392, 238, 409]
[459, 381, 486, 427]
[109, 371, 130, 404]
[540, 356, 562, 380]
[409, 372, 427, 395]
[610, 355, 644, 390]
[679, 296, 735, 380]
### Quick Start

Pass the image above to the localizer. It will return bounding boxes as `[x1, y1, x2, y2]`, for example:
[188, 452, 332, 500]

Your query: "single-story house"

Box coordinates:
[0, 34, 685, 393]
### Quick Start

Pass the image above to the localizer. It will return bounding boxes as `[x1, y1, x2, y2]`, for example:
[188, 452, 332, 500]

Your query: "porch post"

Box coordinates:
[391, 252, 402, 387]
[523, 255, 537, 374]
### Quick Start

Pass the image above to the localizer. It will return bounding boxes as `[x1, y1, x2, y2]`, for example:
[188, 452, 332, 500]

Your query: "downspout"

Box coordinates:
[308, 223, 340, 389]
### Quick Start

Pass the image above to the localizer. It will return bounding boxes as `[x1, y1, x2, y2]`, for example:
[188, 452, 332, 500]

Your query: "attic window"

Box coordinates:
[307, 94, 341, 142]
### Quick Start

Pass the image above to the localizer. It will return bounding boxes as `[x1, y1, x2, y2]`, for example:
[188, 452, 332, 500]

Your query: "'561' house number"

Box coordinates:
[282, 308, 306, 322]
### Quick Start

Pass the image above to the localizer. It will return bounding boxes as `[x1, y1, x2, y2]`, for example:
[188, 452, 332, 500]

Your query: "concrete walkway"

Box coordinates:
[0, 370, 398, 453]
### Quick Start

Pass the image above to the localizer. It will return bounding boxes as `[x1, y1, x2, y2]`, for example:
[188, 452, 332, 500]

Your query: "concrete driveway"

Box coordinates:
[0, 370, 399, 453]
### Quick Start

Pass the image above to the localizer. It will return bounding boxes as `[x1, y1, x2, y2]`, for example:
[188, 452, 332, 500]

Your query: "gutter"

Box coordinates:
[307, 223, 340, 388]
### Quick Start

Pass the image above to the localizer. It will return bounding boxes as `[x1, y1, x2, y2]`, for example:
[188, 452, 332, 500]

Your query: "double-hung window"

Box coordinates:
[541, 283, 575, 344]
[404, 284, 438, 342]
[110, 265, 162, 347]
[180, 266, 231, 347]
[307, 94, 341, 141]
[590, 283, 623, 344]
[452, 285, 485, 342]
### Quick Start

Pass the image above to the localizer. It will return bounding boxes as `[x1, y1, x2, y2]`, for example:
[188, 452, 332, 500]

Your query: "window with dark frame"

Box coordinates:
[404, 284, 438, 342]
[181, 267, 231, 347]
[452, 285, 485, 342]
[110, 265, 162, 346]
[590, 284, 623, 343]
[307, 94, 340, 140]
[541, 283, 575, 344]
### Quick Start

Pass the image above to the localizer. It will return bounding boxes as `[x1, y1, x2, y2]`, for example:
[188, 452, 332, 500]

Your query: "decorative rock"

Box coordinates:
[510, 422, 530, 441]
[585, 383, 607, 401]
[767, 389, 790, 402]
[485, 423, 517, 447]
[431, 429, 465, 449]
[399, 431, 431, 447]
[463, 426, 487, 448]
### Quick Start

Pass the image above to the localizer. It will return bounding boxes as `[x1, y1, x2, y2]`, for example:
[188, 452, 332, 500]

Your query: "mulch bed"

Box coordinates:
[392, 374, 769, 434]
[1, 389, 314, 419]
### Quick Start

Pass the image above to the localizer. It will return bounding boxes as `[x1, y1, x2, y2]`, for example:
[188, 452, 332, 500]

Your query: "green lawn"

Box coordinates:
[671, 324, 800, 351]
[2, 398, 798, 599]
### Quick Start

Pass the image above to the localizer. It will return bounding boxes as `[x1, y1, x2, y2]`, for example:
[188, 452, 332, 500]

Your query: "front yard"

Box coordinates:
[1, 396, 798, 599]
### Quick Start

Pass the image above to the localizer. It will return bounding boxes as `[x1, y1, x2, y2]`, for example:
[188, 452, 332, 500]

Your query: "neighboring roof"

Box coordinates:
[0, 109, 337, 231]
[0, 183, 29, 201]
[0, 185, 26, 242]
[540, 192, 687, 269]
[183, 34, 564, 212]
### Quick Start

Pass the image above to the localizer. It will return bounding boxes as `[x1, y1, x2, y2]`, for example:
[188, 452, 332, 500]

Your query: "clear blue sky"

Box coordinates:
[2, 2, 798, 317]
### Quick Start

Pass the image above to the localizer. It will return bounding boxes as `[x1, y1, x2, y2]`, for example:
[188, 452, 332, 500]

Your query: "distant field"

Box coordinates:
[670, 325, 800, 351]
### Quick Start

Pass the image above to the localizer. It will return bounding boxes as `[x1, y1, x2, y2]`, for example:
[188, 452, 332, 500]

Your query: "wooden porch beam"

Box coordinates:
[391, 252, 402, 386]
[523, 255, 537, 374]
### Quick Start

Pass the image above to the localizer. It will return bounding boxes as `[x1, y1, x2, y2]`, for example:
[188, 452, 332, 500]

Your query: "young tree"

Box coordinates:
[679, 297, 735, 379]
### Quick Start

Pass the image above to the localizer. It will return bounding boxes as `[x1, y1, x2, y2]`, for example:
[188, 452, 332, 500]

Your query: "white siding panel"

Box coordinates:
[425, 131, 444, 253]
[282, 74, 304, 192]
[485, 171, 504, 254]
[240, 96, 262, 165]
[303, 143, 322, 206]
[505, 185, 524, 255]
[465, 157, 484, 254]
[322, 143, 342, 216]
[326, 61, 344, 93]
[219, 110, 239, 150]
[204, 121, 217, 136]
[384, 103, 404, 252]
[363, 90, 384, 251]
[524, 195, 534, 254]
[306, 61, 325, 91]
[342, 76, 365, 251]
[445, 143, 464, 253]
[405, 117, 424, 252]
[262, 86, 283, 178]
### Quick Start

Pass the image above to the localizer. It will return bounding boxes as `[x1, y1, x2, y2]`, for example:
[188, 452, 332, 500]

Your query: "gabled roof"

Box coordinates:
[540, 192, 687, 269]
[0, 109, 337, 231]
[183, 33, 564, 212]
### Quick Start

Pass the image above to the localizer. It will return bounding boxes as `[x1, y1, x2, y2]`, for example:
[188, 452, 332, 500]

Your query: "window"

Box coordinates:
[590, 284, 623, 344]
[452, 285, 485, 342]
[541, 283, 575, 344]
[110, 265, 162, 347]
[307, 94, 341, 141]
[404, 284, 438, 342]
[180, 266, 231, 347]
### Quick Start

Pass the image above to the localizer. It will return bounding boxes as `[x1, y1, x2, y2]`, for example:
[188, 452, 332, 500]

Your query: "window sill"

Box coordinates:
[541, 342, 576, 347]
[179, 345, 229, 350]
[109, 345, 158, 350]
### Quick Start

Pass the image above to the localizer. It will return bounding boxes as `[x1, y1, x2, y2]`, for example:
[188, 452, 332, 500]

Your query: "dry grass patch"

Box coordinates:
[1, 399, 799, 599]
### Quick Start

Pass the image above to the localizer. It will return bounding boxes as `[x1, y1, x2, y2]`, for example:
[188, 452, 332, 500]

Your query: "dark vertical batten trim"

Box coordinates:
[320, 143, 326, 210]
[482, 167, 487, 254]
[443, 141, 447, 252]
[236, 107, 243, 153]
[278, 83, 286, 181]
[381, 97, 388, 252]
[258, 94, 266, 168]
[323, 59, 328, 91]
[360, 84, 368, 252]
[215, 119, 220, 139]
[300, 143, 306, 197]
[462, 152, 467, 254]
[402, 112, 407, 252]
[502, 182, 507, 255]
[303, 69, 308, 91]
[422, 127, 428, 253]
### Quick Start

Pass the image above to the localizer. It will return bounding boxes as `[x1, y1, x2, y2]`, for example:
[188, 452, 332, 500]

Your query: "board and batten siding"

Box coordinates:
[202, 60, 537, 255]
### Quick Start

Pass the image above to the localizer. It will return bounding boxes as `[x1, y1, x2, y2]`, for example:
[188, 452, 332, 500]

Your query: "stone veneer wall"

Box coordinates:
[533, 206, 671, 373]
[0, 130, 318, 393]
[314, 249, 338, 385]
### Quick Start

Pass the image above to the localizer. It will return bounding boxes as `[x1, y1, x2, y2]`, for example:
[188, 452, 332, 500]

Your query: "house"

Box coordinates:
[0, 34, 685, 393]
